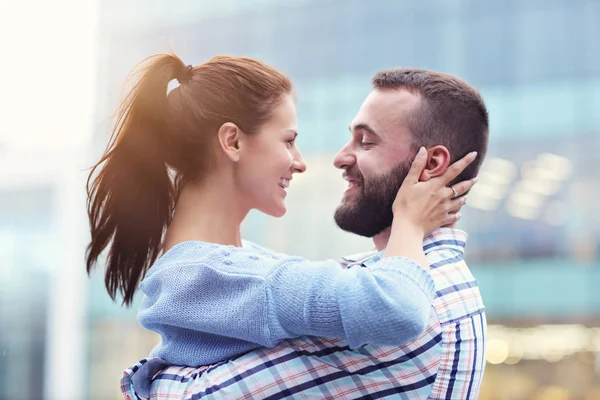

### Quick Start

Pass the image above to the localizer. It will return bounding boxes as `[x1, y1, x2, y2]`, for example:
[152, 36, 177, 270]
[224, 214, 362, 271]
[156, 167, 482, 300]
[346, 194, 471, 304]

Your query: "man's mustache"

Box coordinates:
[343, 167, 364, 183]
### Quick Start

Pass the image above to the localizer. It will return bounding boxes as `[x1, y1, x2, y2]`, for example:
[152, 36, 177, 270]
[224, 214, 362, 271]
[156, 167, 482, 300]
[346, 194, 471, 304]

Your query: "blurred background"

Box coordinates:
[1, 0, 599, 399]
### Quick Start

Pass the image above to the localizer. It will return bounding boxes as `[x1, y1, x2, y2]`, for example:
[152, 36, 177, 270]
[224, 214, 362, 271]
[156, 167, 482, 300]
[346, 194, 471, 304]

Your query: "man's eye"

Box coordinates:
[361, 142, 374, 147]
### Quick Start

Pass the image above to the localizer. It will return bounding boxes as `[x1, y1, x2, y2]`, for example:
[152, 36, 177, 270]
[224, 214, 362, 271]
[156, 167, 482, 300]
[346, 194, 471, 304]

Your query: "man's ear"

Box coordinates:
[216, 122, 241, 162]
[420, 145, 451, 181]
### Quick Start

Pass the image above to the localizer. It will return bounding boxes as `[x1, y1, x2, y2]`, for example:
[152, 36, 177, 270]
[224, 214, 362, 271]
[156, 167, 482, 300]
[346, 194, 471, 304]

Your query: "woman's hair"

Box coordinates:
[86, 53, 292, 306]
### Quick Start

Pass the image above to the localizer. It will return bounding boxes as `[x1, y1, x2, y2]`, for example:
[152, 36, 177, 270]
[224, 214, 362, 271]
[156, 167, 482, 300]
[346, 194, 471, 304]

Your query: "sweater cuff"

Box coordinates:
[266, 260, 344, 341]
[304, 266, 344, 337]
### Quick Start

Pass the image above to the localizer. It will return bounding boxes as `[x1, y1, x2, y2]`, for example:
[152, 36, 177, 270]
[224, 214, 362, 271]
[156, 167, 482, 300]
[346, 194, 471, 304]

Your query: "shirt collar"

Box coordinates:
[340, 250, 379, 266]
[340, 228, 467, 267]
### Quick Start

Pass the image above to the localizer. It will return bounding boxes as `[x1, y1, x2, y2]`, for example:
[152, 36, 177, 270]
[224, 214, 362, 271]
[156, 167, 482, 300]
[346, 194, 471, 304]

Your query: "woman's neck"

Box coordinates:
[163, 174, 248, 252]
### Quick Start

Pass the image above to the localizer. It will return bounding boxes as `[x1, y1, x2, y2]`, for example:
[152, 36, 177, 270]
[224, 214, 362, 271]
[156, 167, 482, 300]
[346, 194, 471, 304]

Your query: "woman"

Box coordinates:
[86, 53, 476, 368]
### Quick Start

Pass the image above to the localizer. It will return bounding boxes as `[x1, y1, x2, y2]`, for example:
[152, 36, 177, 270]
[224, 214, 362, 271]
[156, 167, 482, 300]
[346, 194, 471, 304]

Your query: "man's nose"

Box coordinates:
[333, 143, 355, 170]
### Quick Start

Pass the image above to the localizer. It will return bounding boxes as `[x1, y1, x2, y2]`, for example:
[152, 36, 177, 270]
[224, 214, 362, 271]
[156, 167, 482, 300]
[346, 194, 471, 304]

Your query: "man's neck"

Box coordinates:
[373, 227, 392, 252]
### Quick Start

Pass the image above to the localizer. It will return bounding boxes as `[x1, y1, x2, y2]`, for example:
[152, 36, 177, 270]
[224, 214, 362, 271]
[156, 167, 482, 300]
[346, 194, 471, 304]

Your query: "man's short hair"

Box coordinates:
[372, 68, 489, 182]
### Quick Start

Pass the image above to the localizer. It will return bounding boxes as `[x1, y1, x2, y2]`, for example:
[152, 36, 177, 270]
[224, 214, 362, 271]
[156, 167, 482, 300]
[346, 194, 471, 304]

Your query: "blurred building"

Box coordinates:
[2, 0, 600, 399]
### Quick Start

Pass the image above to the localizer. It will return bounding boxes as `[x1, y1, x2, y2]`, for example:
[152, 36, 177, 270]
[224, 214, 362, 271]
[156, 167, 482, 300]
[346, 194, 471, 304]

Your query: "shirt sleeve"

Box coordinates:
[138, 245, 435, 350]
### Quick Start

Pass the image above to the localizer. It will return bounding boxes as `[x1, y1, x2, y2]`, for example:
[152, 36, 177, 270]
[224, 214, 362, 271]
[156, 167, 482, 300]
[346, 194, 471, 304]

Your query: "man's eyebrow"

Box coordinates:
[349, 123, 379, 137]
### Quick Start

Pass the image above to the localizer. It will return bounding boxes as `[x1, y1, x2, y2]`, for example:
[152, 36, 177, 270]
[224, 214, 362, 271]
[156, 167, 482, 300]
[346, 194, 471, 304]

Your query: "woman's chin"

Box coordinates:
[262, 203, 287, 218]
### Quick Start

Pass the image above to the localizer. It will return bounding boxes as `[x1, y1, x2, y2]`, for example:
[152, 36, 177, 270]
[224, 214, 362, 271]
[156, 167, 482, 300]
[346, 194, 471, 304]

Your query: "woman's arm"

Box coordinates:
[138, 250, 434, 349]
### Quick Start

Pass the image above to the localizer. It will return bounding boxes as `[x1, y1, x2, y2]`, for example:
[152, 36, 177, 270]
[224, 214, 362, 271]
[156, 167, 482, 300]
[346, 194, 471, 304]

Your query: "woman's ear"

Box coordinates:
[217, 122, 241, 162]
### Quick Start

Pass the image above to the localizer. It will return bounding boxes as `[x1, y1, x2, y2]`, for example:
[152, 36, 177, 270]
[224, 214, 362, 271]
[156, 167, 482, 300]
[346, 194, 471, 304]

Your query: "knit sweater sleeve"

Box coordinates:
[138, 245, 435, 350]
[266, 256, 435, 348]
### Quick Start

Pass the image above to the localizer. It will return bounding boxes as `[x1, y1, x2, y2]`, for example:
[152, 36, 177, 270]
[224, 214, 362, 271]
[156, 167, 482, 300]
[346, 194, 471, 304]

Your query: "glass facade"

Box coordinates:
[2, 0, 599, 398]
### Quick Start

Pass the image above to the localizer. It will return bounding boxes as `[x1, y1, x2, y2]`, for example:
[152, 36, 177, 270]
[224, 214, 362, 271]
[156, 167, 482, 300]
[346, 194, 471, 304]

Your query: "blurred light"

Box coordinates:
[471, 153, 573, 218]
[476, 171, 512, 187]
[537, 153, 573, 181]
[0, 0, 98, 152]
[470, 180, 509, 200]
[468, 157, 516, 211]
[486, 338, 509, 364]
[506, 200, 541, 220]
[510, 191, 543, 207]
[488, 324, 598, 361]
[466, 197, 502, 211]
[520, 179, 561, 196]
[506, 153, 573, 220]
[467, 183, 505, 211]
[521, 160, 540, 181]
[505, 339, 524, 365]
[541, 348, 565, 363]
[590, 332, 600, 351]
[485, 157, 518, 180]
[504, 354, 523, 365]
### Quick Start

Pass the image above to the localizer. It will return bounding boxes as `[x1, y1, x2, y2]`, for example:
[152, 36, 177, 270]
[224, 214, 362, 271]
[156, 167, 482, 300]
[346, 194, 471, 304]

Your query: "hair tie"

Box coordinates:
[176, 64, 193, 85]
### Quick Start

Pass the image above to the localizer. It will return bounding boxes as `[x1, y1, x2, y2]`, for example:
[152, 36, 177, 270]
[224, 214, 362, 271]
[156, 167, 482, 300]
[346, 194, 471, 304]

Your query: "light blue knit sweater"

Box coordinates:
[138, 240, 435, 367]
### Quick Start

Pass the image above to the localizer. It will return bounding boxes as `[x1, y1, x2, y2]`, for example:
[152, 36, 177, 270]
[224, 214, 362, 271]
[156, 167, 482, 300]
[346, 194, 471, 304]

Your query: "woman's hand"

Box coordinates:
[391, 147, 478, 237]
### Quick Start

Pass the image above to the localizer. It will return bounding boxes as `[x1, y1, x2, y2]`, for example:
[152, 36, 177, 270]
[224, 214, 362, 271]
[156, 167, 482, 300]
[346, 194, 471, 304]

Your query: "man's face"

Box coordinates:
[333, 88, 421, 237]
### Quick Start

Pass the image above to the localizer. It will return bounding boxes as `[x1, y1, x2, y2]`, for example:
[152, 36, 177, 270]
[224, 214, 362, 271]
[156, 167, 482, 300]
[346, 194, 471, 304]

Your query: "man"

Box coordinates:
[122, 68, 489, 399]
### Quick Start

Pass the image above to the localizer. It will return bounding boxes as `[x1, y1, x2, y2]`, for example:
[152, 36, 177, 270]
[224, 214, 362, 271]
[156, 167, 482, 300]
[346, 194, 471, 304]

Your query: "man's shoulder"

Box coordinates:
[423, 228, 468, 256]
[428, 250, 485, 323]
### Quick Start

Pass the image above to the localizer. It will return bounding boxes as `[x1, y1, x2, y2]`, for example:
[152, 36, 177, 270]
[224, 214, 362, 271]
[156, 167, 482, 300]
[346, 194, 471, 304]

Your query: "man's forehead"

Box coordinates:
[351, 88, 420, 135]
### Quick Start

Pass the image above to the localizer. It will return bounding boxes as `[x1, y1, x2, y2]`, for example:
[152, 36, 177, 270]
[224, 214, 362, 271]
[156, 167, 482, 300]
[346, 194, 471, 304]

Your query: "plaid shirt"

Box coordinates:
[122, 228, 486, 399]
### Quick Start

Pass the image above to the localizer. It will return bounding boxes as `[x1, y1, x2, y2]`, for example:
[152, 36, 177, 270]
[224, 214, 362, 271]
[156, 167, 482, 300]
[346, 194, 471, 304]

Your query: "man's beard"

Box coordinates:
[334, 162, 411, 238]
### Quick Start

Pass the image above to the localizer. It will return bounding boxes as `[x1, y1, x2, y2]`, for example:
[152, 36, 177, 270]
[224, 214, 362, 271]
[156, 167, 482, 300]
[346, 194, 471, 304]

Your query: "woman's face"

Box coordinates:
[236, 94, 307, 217]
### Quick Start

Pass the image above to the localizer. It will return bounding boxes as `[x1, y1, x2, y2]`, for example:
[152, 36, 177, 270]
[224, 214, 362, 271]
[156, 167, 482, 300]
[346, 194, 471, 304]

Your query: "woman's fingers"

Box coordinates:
[442, 211, 462, 227]
[448, 177, 478, 199]
[405, 147, 428, 184]
[447, 196, 468, 213]
[436, 151, 478, 186]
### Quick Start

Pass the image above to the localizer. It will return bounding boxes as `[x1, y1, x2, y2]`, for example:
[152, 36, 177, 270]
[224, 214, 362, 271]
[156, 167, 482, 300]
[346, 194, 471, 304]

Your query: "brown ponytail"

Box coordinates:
[86, 54, 292, 306]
